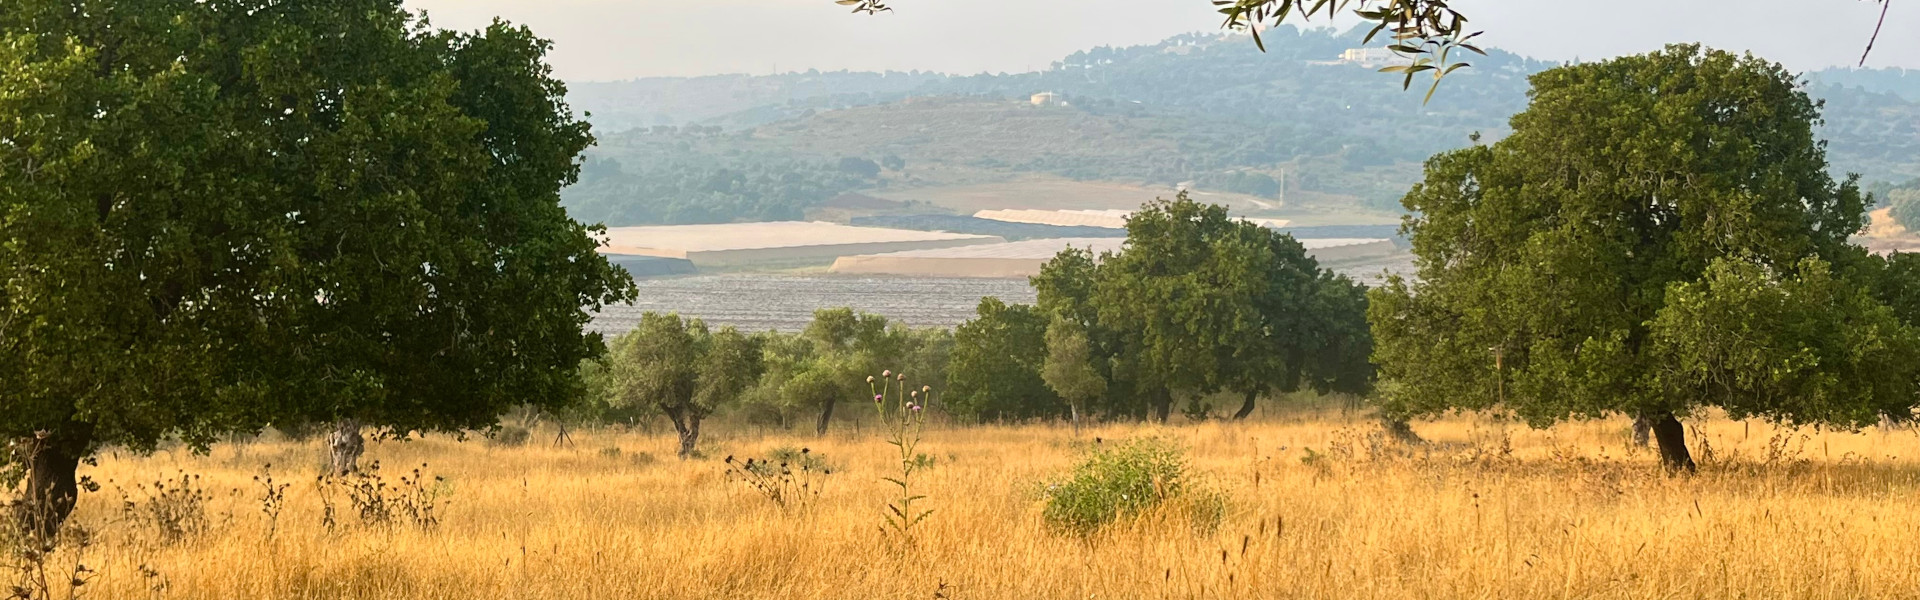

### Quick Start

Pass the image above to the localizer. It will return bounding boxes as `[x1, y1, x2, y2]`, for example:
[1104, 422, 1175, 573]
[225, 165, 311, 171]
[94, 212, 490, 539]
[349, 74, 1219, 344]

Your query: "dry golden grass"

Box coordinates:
[20, 411, 1920, 599]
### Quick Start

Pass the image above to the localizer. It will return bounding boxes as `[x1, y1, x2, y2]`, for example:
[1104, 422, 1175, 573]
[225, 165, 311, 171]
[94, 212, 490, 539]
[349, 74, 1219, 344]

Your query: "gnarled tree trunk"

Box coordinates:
[326, 418, 364, 476]
[664, 406, 701, 459]
[21, 440, 82, 540]
[1650, 413, 1695, 473]
[15, 426, 92, 540]
[815, 397, 837, 436]
[1232, 389, 1259, 420]
[1631, 414, 1653, 448]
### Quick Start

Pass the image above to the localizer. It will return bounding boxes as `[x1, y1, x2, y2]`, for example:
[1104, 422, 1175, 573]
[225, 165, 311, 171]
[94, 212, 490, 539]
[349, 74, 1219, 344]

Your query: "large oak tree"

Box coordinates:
[1, 0, 633, 535]
[1370, 45, 1920, 471]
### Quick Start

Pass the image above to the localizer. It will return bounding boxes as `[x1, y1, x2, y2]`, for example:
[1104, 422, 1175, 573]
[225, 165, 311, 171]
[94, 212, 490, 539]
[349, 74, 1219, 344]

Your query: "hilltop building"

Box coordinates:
[1333, 48, 1414, 68]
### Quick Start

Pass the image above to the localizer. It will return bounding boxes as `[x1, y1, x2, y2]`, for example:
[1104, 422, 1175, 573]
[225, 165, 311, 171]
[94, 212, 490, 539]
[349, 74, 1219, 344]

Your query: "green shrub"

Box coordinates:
[1042, 438, 1221, 536]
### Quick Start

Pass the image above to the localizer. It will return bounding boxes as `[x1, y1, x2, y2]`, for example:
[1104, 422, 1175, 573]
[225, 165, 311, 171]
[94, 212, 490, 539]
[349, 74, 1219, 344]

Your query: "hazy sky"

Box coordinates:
[403, 0, 1919, 81]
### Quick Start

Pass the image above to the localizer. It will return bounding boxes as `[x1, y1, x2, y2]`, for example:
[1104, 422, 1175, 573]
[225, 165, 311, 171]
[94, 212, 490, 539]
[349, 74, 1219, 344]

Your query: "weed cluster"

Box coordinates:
[722, 448, 829, 508]
[253, 464, 291, 539]
[317, 461, 448, 531]
[1043, 437, 1222, 536]
[2, 522, 95, 600]
[112, 473, 210, 545]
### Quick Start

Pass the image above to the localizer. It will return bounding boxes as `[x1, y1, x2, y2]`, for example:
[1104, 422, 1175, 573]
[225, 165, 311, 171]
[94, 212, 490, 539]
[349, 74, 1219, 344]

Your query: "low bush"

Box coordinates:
[1042, 438, 1222, 536]
[487, 426, 531, 448]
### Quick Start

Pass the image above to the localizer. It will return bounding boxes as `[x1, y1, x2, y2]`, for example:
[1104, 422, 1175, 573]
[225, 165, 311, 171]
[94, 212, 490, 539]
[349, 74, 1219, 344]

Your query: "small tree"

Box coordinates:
[601, 314, 762, 459]
[1042, 315, 1107, 434]
[799, 308, 902, 435]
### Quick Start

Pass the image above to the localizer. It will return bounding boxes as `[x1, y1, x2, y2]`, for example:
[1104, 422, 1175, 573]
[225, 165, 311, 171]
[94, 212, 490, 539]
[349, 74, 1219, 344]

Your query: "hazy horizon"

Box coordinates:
[404, 0, 1918, 82]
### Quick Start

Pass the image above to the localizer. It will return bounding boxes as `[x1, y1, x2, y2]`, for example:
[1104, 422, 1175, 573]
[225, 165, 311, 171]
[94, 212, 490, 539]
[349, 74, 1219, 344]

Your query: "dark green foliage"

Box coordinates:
[1872, 252, 1920, 327]
[946, 299, 1063, 421]
[1648, 258, 1919, 426]
[1041, 438, 1222, 536]
[1027, 194, 1374, 421]
[1370, 45, 1918, 469]
[0, 0, 632, 530]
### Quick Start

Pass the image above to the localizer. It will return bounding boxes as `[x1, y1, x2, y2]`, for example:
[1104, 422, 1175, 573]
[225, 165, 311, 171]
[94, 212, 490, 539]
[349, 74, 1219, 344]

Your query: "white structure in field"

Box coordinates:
[830, 237, 1394, 278]
[596, 222, 1004, 268]
[1030, 92, 1062, 106]
[974, 209, 1132, 229]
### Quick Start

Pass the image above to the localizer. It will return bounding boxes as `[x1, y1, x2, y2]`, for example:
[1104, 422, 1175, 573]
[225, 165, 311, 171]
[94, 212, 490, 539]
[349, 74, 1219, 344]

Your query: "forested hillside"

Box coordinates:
[563, 27, 1920, 226]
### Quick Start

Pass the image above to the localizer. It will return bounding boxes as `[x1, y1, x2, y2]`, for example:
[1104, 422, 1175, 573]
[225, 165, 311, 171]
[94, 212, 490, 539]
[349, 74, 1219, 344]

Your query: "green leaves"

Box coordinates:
[1649, 258, 1920, 426]
[2, 1, 629, 455]
[1210, 0, 1480, 101]
[1373, 45, 1918, 430]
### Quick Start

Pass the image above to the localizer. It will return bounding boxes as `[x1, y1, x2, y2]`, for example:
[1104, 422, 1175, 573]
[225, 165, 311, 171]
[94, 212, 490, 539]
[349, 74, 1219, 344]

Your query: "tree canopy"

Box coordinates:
[595, 314, 764, 458]
[1, 0, 632, 532]
[1026, 194, 1373, 422]
[1369, 45, 1918, 471]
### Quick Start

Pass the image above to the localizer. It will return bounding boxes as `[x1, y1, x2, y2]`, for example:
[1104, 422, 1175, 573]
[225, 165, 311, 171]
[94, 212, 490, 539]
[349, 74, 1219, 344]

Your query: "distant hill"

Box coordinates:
[562, 28, 1920, 227]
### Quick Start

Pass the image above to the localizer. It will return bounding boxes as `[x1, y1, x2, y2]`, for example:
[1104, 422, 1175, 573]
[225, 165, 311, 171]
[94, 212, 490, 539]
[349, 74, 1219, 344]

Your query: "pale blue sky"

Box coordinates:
[404, 0, 1918, 81]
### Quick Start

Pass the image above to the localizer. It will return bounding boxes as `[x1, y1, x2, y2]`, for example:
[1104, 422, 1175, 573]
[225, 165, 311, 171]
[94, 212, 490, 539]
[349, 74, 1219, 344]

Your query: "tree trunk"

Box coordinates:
[1650, 413, 1695, 473]
[1233, 389, 1259, 420]
[1631, 414, 1653, 448]
[815, 397, 837, 436]
[19, 432, 86, 540]
[326, 418, 364, 476]
[1381, 417, 1425, 445]
[674, 416, 701, 459]
[1070, 403, 1082, 436]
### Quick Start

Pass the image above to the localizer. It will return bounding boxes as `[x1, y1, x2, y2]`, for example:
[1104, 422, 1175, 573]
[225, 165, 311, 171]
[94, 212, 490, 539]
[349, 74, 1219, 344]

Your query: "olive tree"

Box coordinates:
[599, 314, 763, 459]
[1042, 315, 1107, 434]
[1370, 45, 1916, 471]
[1, 0, 632, 535]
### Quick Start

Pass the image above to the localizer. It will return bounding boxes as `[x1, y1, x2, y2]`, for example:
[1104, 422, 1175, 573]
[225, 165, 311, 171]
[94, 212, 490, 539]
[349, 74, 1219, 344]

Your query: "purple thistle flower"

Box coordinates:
[874, 394, 884, 403]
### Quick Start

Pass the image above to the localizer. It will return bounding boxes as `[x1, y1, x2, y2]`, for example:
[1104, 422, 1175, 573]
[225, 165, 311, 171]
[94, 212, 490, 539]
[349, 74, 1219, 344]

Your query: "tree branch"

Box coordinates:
[1861, 0, 1892, 66]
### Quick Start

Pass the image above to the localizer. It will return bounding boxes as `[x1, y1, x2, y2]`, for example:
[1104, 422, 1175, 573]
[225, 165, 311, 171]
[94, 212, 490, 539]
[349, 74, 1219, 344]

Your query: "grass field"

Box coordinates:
[14, 410, 1920, 599]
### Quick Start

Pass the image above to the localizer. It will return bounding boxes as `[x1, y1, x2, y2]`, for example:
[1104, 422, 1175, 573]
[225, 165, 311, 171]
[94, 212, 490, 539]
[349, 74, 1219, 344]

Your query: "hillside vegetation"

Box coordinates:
[562, 28, 1920, 227]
